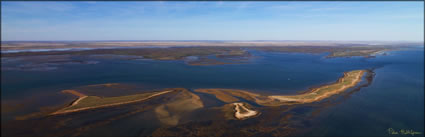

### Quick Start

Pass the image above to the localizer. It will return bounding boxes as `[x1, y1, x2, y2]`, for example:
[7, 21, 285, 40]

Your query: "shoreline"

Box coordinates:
[195, 70, 367, 106]
[269, 70, 365, 104]
[233, 103, 259, 120]
[50, 90, 174, 115]
[49, 70, 366, 116]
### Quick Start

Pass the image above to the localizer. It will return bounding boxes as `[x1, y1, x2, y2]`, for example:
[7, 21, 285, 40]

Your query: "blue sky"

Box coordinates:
[1, 2, 423, 41]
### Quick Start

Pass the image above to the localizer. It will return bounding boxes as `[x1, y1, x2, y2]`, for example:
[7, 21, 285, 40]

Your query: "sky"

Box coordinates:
[1, 2, 424, 41]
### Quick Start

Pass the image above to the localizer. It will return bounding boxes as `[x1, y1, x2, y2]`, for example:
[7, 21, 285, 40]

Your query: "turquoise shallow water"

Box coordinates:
[1, 47, 423, 136]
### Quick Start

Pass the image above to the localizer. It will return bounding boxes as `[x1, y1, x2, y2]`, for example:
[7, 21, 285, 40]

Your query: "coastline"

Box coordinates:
[195, 70, 367, 106]
[50, 90, 175, 115]
[233, 103, 259, 120]
[48, 70, 366, 118]
[269, 70, 365, 104]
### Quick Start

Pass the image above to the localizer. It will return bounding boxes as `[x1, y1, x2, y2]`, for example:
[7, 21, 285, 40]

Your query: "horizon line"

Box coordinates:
[2, 40, 424, 43]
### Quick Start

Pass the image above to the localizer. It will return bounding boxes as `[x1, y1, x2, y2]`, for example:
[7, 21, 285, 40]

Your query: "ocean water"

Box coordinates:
[1, 47, 423, 136]
[303, 48, 424, 136]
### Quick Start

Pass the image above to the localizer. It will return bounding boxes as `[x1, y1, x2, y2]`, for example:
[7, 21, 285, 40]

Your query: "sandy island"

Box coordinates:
[269, 70, 365, 104]
[51, 90, 174, 115]
[195, 70, 367, 106]
[49, 70, 365, 120]
[233, 103, 259, 120]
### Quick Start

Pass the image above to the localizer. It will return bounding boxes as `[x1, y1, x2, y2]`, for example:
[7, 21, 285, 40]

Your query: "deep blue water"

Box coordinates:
[1, 48, 423, 136]
[1, 51, 388, 98]
[305, 49, 424, 136]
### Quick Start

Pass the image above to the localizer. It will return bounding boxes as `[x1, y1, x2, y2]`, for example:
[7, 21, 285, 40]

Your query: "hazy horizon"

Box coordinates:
[2, 40, 424, 43]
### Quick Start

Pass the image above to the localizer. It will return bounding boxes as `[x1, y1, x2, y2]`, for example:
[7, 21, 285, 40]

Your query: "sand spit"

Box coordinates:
[51, 90, 174, 115]
[233, 103, 259, 120]
[195, 70, 367, 106]
[269, 70, 365, 104]
[61, 90, 88, 106]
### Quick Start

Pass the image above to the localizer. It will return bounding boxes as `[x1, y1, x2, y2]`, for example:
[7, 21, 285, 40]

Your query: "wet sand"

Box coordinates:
[233, 103, 259, 120]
